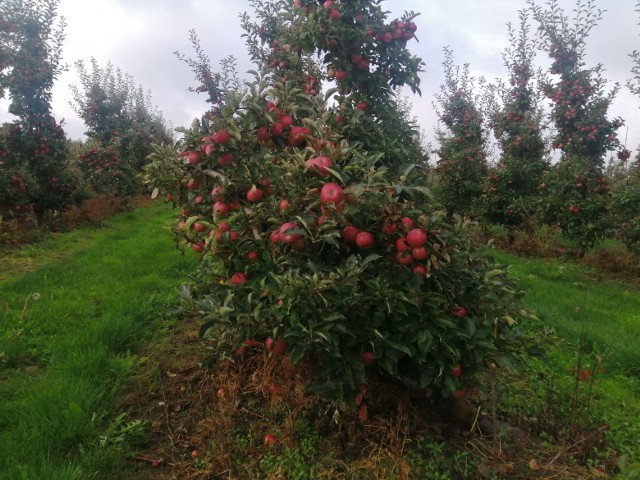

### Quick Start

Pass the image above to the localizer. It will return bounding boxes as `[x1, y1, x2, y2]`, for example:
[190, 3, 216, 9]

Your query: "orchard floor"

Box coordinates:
[1, 201, 638, 479]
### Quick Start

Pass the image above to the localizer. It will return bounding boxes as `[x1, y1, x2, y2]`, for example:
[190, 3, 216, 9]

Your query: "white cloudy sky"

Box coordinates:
[1, 0, 639, 156]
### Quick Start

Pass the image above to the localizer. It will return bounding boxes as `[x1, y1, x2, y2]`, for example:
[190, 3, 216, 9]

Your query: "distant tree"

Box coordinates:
[69, 58, 173, 196]
[434, 47, 488, 217]
[482, 11, 547, 232]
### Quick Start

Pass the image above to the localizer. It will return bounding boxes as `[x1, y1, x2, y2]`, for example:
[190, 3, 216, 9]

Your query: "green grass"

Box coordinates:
[491, 249, 640, 375]
[0, 201, 196, 480]
[489, 247, 640, 467]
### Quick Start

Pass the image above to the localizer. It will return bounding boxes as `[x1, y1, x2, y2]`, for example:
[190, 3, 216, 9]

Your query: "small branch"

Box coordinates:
[543, 423, 608, 470]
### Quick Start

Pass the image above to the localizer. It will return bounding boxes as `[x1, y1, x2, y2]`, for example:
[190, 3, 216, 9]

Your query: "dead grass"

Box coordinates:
[121, 316, 615, 480]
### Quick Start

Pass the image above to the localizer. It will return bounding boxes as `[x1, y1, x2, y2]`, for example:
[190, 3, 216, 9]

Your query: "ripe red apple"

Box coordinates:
[356, 101, 367, 110]
[218, 153, 234, 166]
[396, 251, 413, 265]
[362, 351, 375, 365]
[395, 237, 410, 252]
[191, 243, 204, 253]
[329, 8, 340, 21]
[191, 450, 200, 459]
[453, 390, 466, 399]
[212, 129, 230, 144]
[194, 195, 204, 204]
[186, 179, 199, 190]
[401, 217, 414, 229]
[230, 272, 247, 285]
[355, 231, 375, 249]
[306, 155, 333, 175]
[279, 114, 293, 128]
[151, 459, 161, 468]
[334, 70, 347, 81]
[454, 307, 468, 318]
[193, 222, 207, 233]
[411, 246, 429, 261]
[210, 186, 224, 200]
[406, 228, 428, 247]
[323, 0, 333, 7]
[343, 226, 360, 243]
[264, 433, 277, 446]
[412, 264, 428, 276]
[320, 182, 344, 204]
[279, 221, 303, 244]
[266, 337, 286, 355]
[271, 122, 284, 137]
[213, 201, 230, 216]
[257, 126, 271, 142]
[382, 222, 397, 235]
[278, 198, 289, 213]
[188, 151, 201, 164]
[246, 185, 263, 202]
[451, 363, 462, 377]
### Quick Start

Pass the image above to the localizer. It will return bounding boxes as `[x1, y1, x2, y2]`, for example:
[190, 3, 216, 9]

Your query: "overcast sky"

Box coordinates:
[1, 0, 639, 158]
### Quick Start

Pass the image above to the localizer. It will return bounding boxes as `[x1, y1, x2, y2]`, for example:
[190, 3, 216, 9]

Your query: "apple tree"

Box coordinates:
[434, 47, 489, 218]
[482, 11, 547, 231]
[612, 1, 640, 255]
[529, 0, 626, 250]
[145, 0, 532, 404]
[0, 0, 76, 221]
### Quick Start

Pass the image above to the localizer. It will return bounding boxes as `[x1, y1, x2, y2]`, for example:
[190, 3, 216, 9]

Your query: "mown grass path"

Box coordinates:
[0, 201, 195, 480]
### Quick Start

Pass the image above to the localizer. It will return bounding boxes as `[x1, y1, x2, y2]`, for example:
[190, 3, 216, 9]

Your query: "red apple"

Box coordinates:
[212, 129, 230, 144]
[230, 272, 247, 285]
[406, 228, 428, 247]
[454, 307, 468, 318]
[362, 351, 375, 365]
[278, 198, 289, 213]
[272, 122, 284, 137]
[334, 70, 347, 81]
[218, 153, 234, 166]
[264, 433, 277, 446]
[451, 363, 462, 377]
[355, 231, 375, 249]
[246, 185, 263, 202]
[412, 264, 428, 276]
[193, 222, 207, 233]
[329, 8, 340, 21]
[343, 226, 360, 243]
[395, 237, 410, 252]
[213, 201, 230, 216]
[257, 126, 271, 142]
[320, 182, 344, 204]
[411, 246, 429, 260]
[401, 217, 414, 229]
[396, 251, 413, 265]
[279, 221, 303, 244]
[247, 251, 258, 262]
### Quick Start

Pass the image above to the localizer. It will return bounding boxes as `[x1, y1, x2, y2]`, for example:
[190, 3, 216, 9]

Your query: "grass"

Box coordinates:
[490, 249, 640, 375]
[0, 200, 196, 480]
